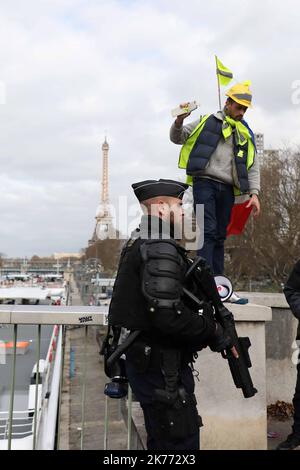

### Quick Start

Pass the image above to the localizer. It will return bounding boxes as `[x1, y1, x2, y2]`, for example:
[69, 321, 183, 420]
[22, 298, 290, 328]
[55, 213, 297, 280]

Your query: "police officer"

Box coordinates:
[277, 260, 300, 450]
[108, 178, 234, 450]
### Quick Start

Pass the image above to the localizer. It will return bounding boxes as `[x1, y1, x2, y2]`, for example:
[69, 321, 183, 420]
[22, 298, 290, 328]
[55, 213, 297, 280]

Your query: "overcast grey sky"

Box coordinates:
[1, 0, 300, 257]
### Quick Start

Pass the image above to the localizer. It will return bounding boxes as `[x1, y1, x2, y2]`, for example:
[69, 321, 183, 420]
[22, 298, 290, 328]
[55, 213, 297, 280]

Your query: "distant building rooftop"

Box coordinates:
[53, 253, 82, 260]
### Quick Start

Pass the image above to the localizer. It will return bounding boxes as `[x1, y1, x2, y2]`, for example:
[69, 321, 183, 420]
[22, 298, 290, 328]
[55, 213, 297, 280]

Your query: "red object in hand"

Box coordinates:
[227, 201, 253, 236]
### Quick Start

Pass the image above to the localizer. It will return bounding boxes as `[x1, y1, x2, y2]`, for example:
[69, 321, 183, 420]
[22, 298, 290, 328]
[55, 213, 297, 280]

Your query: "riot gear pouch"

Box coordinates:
[150, 348, 202, 441]
[150, 388, 202, 441]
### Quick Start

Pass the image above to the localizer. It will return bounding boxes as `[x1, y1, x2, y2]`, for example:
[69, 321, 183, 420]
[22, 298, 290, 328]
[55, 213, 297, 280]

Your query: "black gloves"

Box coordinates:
[208, 323, 233, 353]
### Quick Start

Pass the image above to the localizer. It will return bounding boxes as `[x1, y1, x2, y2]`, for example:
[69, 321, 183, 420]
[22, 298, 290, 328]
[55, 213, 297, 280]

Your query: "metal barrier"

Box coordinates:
[0, 411, 33, 440]
[0, 304, 135, 450]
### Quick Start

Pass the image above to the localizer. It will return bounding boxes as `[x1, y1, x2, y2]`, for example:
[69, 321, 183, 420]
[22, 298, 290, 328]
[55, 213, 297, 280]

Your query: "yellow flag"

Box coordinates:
[215, 56, 233, 86]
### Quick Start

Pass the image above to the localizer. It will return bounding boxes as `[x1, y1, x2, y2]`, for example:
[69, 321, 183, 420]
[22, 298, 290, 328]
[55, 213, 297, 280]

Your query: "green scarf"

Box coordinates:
[222, 115, 252, 144]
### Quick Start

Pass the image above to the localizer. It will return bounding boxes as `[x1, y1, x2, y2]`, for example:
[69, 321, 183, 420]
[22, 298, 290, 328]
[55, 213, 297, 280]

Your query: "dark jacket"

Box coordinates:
[284, 260, 300, 339]
[108, 215, 216, 350]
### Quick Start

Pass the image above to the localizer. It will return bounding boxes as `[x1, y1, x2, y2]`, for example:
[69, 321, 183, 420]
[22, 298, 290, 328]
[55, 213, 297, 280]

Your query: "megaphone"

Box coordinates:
[214, 275, 233, 302]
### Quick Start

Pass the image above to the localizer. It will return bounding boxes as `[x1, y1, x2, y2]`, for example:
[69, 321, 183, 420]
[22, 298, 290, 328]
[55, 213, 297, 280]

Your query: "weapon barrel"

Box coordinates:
[185, 256, 257, 398]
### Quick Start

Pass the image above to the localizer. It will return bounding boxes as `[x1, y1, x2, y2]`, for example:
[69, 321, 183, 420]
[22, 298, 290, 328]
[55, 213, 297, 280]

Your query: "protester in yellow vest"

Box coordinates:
[169, 82, 260, 304]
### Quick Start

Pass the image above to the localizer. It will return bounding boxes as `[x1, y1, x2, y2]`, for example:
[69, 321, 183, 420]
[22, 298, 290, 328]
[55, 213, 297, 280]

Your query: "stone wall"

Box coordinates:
[239, 293, 299, 405]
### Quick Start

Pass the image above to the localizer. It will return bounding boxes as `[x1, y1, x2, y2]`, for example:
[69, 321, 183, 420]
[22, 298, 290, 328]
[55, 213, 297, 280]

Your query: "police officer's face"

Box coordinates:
[148, 197, 184, 237]
[167, 197, 184, 231]
[225, 99, 247, 121]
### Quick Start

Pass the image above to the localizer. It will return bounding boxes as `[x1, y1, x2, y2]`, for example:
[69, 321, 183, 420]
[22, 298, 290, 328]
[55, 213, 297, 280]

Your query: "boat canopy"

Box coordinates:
[0, 287, 50, 300]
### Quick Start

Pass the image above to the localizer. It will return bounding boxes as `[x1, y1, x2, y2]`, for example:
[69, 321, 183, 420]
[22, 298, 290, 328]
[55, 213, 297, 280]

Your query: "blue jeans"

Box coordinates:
[193, 178, 234, 275]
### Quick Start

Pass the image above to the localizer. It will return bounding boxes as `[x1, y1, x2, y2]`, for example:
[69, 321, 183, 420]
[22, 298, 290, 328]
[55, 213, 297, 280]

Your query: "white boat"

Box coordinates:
[0, 279, 65, 449]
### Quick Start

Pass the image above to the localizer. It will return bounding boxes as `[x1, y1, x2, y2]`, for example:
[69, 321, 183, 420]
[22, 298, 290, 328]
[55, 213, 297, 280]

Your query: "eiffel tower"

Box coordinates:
[89, 137, 114, 244]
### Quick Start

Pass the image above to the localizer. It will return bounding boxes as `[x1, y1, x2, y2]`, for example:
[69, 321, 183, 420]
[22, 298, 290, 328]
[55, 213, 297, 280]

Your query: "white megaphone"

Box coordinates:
[214, 275, 233, 302]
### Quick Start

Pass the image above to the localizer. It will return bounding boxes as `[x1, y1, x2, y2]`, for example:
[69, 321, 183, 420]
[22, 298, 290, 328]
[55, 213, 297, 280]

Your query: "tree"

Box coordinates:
[31, 255, 40, 262]
[225, 148, 300, 290]
[84, 234, 123, 277]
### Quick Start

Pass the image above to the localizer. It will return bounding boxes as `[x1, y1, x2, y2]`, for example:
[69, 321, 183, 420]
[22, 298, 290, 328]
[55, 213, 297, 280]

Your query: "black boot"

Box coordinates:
[276, 433, 300, 450]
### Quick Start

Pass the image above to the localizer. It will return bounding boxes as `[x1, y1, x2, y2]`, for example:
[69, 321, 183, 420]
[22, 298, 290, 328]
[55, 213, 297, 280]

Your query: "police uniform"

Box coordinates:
[108, 179, 225, 450]
[276, 261, 300, 449]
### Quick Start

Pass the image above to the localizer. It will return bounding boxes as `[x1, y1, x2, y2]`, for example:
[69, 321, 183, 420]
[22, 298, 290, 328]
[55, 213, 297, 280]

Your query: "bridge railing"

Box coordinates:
[0, 305, 136, 450]
[0, 410, 33, 440]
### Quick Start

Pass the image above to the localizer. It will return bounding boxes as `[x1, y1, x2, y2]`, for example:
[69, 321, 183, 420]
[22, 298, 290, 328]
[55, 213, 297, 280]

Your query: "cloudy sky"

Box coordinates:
[1, 0, 300, 257]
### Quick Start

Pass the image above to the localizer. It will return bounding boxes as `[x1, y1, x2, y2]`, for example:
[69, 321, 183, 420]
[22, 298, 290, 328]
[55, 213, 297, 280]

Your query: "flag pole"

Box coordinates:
[215, 55, 222, 111]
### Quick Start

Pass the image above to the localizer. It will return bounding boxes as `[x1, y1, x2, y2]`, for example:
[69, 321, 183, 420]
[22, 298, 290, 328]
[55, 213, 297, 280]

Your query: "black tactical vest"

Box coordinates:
[108, 225, 188, 332]
[108, 235, 153, 331]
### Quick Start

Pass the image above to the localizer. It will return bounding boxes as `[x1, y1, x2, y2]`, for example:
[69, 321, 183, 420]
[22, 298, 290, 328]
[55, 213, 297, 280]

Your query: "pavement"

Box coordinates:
[267, 417, 298, 450]
[59, 276, 127, 450]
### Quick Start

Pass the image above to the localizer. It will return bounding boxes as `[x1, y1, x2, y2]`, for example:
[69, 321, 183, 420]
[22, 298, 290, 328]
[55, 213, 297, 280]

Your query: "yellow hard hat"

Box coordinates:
[225, 80, 252, 108]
